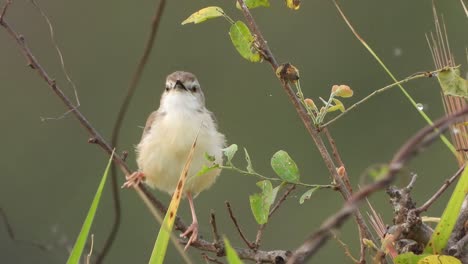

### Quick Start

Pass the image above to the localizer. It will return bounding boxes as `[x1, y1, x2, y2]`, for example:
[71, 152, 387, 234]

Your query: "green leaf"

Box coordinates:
[194, 164, 219, 178]
[299, 186, 319, 204]
[236, 0, 270, 9]
[229, 21, 261, 62]
[327, 98, 345, 113]
[67, 152, 114, 264]
[394, 252, 429, 264]
[438, 67, 468, 99]
[224, 237, 244, 264]
[271, 150, 300, 182]
[181, 6, 225, 25]
[425, 163, 468, 254]
[223, 144, 238, 165]
[244, 148, 255, 173]
[249, 180, 280, 224]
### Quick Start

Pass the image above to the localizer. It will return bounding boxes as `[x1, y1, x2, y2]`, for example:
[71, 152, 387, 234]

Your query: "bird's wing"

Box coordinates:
[141, 111, 162, 140]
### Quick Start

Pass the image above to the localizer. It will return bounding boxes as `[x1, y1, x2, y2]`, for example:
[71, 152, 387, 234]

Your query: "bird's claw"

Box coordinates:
[121, 171, 145, 188]
[180, 222, 198, 251]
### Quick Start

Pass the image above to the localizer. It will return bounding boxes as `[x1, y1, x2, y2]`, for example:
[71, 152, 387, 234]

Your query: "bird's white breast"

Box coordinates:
[136, 94, 225, 196]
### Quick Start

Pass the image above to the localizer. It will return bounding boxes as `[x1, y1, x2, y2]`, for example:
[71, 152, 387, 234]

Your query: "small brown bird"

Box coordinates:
[124, 71, 226, 248]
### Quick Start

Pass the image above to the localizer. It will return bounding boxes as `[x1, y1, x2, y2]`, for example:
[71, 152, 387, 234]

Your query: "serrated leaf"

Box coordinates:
[271, 150, 300, 182]
[249, 180, 279, 224]
[181, 6, 225, 25]
[299, 186, 319, 204]
[223, 144, 238, 165]
[224, 237, 244, 264]
[236, 0, 270, 10]
[244, 148, 255, 173]
[229, 21, 261, 62]
[285, 0, 301, 10]
[438, 67, 468, 98]
[327, 98, 345, 113]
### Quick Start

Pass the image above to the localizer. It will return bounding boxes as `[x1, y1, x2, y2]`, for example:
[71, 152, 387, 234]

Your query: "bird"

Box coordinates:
[123, 71, 226, 249]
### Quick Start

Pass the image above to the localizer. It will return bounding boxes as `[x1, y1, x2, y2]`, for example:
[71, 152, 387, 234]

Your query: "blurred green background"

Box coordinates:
[0, 0, 466, 263]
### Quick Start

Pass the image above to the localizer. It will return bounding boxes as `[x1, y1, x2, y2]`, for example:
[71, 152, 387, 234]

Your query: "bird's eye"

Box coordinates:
[165, 86, 170, 91]
[192, 86, 198, 92]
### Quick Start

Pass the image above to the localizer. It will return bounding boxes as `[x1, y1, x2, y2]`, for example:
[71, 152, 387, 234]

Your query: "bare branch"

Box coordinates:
[254, 184, 297, 249]
[235, 0, 373, 254]
[415, 165, 465, 214]
[225, 201, 255, 249]
[287, 107, 468, 263]
[101, 0, 167, 261]
[210, 211, 221, 246]
[0, 8, 291, 263]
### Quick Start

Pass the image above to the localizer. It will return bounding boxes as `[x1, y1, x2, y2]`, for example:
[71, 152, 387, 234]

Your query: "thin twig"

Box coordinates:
[322, 70, 442, 128]
[0, 0, 11, 22]
[0, 207, 50, 251]
[415, 164, 465, 213]
[236, 0, 373, 252]
[86, 234, 94, 264]
[332, 231, 359, 263]
[269, 184, 296, 218]
[0, 6, 291, 263]
[210, 211, 221, 245]
[288, 107, 468, 263]
[101, 0, 167, 261]
[225, 202, 255, 249]
[202, 253, 224, 264]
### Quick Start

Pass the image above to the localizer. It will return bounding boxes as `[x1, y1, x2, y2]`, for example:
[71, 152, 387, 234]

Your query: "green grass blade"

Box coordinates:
[66, 152, 114, 264]
[333, 0, 457, 158]
[424, 164, 468, 254]
[148, 133, 199, 264]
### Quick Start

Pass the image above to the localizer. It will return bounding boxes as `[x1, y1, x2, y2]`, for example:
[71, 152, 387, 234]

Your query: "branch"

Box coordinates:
[415, 164, 465, 214]
[225, 202, 255, 249]
[254, 184, 297, 249]
[287, 107, 468, 263]
[100, 0, 167, 261]
[236, 0, 373, 253]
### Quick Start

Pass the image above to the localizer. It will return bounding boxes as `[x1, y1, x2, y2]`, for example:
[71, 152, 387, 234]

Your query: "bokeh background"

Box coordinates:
[0, 0, 467, 263]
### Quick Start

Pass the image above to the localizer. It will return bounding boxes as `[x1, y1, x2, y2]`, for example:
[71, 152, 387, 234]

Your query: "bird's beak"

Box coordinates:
[174, 80, 187, 90]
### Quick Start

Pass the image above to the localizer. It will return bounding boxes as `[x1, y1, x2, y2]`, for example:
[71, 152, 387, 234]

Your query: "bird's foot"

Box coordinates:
[180, 221, 198, 250]
[121, 171, 145, 188]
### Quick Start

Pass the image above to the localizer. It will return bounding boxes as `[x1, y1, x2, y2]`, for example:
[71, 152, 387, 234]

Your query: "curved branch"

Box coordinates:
[100, 0, 167, 262]
[287, 107, 468, 264]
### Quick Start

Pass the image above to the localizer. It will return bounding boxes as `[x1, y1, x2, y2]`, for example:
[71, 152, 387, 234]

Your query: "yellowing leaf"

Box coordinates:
[229, 21, 261, 62]
[236, 0, 270, 10]
[181, 6, 225, 25]
[418, 255, 461, 264]
[327, 98, 345, 113]
[285, 0, 301, 10]
[437, 67, 468, 98]
[332, 84, 354, 98]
